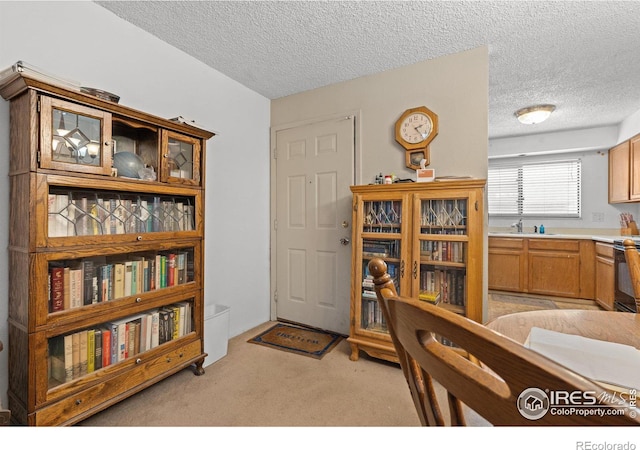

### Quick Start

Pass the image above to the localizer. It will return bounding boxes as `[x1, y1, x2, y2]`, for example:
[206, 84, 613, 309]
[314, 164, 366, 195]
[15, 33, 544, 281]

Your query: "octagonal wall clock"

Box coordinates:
[394, 106, 438, 170]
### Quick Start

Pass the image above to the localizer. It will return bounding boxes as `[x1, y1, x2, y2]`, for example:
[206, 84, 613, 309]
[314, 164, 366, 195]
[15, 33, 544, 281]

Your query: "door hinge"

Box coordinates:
[273, 148, 277, 159]
[274, 219, 277, 230]
[37, 98, 41, 113]
[37, 151, 41, 163]
[475, 200, 478, 211]
[274, 290, 278, 303]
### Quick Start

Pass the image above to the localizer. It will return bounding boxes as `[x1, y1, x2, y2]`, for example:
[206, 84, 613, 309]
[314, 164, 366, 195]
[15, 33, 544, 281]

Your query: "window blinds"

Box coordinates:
[488, 159, 581, 217]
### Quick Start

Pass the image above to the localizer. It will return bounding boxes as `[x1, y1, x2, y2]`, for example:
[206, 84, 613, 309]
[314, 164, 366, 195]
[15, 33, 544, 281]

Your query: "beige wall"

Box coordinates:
[271, 46, 489, 184]
[270, 46, 489, 321]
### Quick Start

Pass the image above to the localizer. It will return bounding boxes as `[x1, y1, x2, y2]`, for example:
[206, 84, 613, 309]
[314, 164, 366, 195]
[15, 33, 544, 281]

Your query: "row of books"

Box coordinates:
[420, 199, 467, 227]
[48, 302, 193, 386]
[362, 298, 387, 332]
[362, 239, 401, 259]
[420, 240, 465, 263]
[420, 267, 466, 306]
[48, 250, 193, 312]
[361, 275, 377, 300]
[363, 200, 402, 233]
[48, 192, 195, 237]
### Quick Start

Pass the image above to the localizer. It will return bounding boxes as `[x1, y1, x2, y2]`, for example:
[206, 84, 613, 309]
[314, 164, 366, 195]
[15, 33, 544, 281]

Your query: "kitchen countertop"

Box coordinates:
[488, 232, 623, 244]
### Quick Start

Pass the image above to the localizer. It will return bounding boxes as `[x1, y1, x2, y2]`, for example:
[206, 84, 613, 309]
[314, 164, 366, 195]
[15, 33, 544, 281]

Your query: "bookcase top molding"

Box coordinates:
[0, 69, 215, 141]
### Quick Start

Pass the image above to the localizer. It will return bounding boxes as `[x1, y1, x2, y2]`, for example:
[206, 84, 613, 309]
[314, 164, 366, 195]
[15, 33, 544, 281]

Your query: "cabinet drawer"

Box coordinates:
[528, 239, 580, 252]
[35, 339, 202, 426]
[488, 237, 524, 249]
[595, 242, 614, 259]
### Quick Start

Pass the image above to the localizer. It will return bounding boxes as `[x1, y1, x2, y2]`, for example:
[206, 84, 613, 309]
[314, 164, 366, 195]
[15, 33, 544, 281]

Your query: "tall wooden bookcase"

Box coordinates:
[348, 180, 486, 363]
[0, 71, 214, 425]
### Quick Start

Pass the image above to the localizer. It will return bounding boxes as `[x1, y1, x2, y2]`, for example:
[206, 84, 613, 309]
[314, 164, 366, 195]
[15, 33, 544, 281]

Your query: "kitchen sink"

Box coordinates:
[489, 232, 556, 237]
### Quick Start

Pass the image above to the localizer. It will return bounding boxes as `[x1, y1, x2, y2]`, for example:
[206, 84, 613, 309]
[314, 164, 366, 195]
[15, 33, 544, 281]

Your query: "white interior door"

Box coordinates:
[275, 116, 354, 335]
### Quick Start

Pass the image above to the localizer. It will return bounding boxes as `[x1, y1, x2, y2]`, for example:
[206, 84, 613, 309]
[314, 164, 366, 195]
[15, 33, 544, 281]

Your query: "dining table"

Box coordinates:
[486, 309, 640, 350]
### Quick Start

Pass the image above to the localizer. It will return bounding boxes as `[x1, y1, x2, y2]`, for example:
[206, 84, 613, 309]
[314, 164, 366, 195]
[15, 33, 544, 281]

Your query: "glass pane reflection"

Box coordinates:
[167, 138, 193, 179]
[52, 108, 101, 166]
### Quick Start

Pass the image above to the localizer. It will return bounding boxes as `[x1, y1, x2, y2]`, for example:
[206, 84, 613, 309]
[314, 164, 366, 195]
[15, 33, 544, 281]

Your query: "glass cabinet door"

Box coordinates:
[40, 96, 112, 175]
[357, 196, 407, 334]
[413, 196, 469, 316]
[160, 130, 201, 185]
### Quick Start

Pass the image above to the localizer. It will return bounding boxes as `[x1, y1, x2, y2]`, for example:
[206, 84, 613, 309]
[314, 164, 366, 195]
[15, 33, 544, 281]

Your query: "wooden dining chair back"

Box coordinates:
[368, 257, 640, 426]
[622, 238, 640, 313]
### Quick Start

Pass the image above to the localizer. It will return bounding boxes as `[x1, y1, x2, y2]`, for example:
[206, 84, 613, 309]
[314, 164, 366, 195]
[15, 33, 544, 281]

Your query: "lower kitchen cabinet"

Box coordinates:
[488, 236, 595, 300]
[594, 242, 615, 310]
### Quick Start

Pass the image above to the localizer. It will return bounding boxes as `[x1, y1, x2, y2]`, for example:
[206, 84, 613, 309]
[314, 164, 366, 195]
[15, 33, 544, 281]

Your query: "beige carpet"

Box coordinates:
[77, 291, 601, 427]
[79, 321, 422, 427]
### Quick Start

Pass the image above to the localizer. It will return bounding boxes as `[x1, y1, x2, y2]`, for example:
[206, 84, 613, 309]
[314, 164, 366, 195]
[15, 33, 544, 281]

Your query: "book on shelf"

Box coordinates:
[151, 310, 160, 349]
[158, 308, 174, 345]
[175, 302, 189, 336]
[87, 329, 95, 373]
[79, 330, 88, 377]
[167, 253, 176, 287]
[64, 334, 74, 382]
[104, 319, 124, 364]
[72, 332, 80, 379]
[177, 252, 187, 284]
[94, 329, 103, 371]
[63, 267, 71, 310]
[49, 265, 65, 312]
[140, 313, 151, 352]
[101, 327, 112, 368]
[69, 262, 83, 309]
[82, 259, 95, 306]
[170, 305, 180, 340]
[49, 335, 66, 384]
[362, 290, 378, 300]
[124, 261, 133, 297]
[113, 262, 125, 299]
[127, 319, 138, 358]
[418, 290, 441, 305]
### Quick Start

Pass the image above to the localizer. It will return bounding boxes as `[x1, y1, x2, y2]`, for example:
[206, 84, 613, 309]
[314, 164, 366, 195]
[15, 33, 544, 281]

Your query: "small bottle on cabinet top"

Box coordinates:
[540, 224, 545, 234]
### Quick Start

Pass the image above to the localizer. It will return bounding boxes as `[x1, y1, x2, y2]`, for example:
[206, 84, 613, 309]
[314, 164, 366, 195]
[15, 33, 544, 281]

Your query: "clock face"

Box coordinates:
[399, 112, 433, 144]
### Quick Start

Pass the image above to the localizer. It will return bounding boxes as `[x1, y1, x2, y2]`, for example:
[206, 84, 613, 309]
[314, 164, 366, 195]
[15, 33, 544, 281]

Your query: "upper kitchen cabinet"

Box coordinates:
[609, 135, 640, 203]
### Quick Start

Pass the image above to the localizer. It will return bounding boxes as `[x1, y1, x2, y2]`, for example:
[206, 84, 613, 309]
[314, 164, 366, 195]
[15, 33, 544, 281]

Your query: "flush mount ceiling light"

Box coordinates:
[515, 104, 556, 125]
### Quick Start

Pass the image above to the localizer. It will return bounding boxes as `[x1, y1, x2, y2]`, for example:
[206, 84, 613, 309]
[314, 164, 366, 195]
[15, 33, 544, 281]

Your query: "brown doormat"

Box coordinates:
[248, 322, 343, 359]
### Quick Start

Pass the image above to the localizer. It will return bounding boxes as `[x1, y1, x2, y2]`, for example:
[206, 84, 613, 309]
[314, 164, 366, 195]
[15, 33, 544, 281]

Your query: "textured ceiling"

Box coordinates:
[96, 1, 640, 139]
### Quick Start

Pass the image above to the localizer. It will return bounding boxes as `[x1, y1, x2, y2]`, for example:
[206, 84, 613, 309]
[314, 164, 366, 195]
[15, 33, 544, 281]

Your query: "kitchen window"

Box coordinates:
[488, 158, 581, 218]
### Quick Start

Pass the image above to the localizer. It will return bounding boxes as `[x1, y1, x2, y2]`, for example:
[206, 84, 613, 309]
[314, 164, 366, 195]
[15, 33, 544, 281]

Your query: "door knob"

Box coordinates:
[340, 238, 350, 245]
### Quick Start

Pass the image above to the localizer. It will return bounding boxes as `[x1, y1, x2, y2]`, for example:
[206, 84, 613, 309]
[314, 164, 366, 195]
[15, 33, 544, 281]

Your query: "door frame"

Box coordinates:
[269, 110, 362, 322]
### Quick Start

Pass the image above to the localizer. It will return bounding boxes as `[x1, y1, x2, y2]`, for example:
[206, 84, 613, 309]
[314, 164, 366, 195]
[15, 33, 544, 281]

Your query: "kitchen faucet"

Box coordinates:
[511, 218, 523, 233]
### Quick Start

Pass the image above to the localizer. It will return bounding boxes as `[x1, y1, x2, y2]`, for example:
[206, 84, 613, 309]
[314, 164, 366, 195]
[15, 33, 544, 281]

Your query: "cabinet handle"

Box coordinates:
[75, 399, 82, 406]
[136, 235, 143, 241]
[135, 297, 142, 303]
[413, 261, 418, 279]
[400, 260, 405, 278]
[135, 358, 142, 364]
